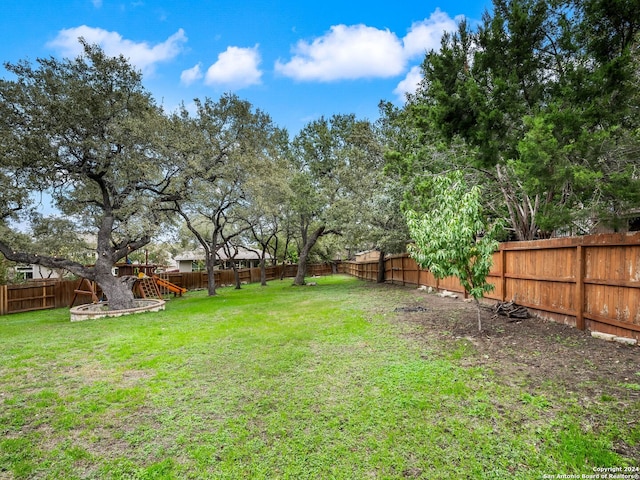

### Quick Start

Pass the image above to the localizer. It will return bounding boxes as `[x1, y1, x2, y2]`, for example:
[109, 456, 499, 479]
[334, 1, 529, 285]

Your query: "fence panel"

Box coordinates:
[402, 256, 420, 286]
[5, 282, 56, 314]
[502, 244, 577, 318]
[55, 280, 73, 308]
[387, 255, 405, 285]
[583, 241, 640, 337]
[347, 233, 640, 341]
[308, 263, 333, 276]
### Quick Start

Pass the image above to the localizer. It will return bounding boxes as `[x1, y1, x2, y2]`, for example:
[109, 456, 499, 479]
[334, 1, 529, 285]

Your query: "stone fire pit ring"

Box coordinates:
[70, 299, 165, 322]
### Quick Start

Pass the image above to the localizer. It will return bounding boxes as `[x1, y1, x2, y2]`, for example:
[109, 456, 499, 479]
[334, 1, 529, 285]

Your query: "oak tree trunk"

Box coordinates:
[293, 226, 325, 286]
[99, 274, 138, 310]
[377, 251, 386, 283]
[232, 264, 241, 289]
[205, 253, 217, 296]
[260, 257, 267, 286]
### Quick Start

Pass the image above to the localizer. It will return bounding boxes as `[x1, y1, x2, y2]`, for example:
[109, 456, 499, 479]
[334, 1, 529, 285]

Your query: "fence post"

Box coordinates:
[501, 247, 507, 302]
[575, 244, 585, 330]
[0, 285, 6, 315]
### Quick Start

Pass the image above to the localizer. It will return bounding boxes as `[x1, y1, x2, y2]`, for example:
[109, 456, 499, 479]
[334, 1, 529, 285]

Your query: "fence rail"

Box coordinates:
[0, 263, 334, 316]
[4, 233, 639, 342]
[345, 233, 640, 342]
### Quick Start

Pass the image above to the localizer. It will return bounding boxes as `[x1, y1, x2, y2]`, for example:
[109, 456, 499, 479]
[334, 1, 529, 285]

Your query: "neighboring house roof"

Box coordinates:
[174, 246, 272, 262]
[173, 250, 204, 262]
[354, 249, 381, 261]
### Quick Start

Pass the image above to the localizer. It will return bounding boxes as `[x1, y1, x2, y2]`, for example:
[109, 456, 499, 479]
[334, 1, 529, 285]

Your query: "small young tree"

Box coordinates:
[404, 171, 501, 331]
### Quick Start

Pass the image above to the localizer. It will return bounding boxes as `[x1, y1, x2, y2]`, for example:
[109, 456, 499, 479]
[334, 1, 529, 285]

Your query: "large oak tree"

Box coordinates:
[167, 95, 285, 296]
[289, 114, 383, 285]
[0, 43, 176, 310]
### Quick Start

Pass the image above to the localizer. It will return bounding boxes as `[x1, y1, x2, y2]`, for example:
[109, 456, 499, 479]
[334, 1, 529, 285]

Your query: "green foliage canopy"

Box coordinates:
[389, 0, 640, 240]
[289, 114, 383, 284]
[0, 42, 176, 309]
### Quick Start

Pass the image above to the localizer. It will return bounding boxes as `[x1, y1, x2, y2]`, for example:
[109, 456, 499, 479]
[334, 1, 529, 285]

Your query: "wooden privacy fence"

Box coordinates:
[0, 282, 56, 315]
[345, 233, 640, 342]
[0, 263, 335, 316]
[154, 263, 332, 291]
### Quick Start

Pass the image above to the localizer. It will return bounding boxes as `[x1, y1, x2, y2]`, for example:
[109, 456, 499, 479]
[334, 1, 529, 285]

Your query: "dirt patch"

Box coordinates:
[387, 286, 640, 393]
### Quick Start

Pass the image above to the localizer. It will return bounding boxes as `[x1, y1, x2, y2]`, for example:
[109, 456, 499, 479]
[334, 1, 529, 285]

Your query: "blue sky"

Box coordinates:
[1, 0, 490, 135]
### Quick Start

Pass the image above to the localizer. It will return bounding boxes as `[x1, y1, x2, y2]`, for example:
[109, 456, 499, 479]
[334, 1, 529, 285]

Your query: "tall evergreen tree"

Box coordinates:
[391, 0, 640, 239]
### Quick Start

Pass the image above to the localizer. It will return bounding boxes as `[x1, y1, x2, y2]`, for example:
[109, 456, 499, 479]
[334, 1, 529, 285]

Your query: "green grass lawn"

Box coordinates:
[0, 275, 637, 479]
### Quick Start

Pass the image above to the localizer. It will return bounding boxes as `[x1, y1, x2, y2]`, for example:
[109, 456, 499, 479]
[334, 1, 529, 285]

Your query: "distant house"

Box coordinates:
[591, 211, 640, 235]
[14, 264, 61, 281]
[354, 250, 381, 262]
[173, 246, 272, 273]
[173, 250, 206, 273]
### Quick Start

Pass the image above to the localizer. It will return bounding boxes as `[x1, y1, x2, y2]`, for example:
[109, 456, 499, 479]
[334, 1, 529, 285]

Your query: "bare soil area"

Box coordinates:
[389, 285, 640, 390]
[380, 283, 640, 459]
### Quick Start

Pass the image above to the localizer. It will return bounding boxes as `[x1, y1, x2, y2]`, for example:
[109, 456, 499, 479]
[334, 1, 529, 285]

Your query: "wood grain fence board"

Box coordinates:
[586, 311, 640, 333]
[403, 256, 419, 285]
[504, 273, 576, 283]
[438, 275, 466, 295]
[5, 282, 56, 314]
[485, 272, 500, 296]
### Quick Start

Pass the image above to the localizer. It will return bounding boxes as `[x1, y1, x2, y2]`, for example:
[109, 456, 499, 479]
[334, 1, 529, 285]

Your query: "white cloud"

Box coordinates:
[274, 12, 460, 83]
[46, 26, 187, 75]
[394, 65, 423, 101]
[91, 0, 103, 8]
[180, 63, 203, 86]
[392, 10, 460, 103]
[402, 9, 460, 59]
[204, 45, 262, 89]
[275, 24, 405, 82]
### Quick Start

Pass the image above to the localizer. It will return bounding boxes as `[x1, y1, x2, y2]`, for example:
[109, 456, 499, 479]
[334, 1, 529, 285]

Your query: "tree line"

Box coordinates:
[384, 0, 640, 241]
[1, 0, 638, 310]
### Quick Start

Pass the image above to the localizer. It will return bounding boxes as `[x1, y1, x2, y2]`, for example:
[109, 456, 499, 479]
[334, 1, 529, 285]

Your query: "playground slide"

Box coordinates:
[154, 276, 187, 295]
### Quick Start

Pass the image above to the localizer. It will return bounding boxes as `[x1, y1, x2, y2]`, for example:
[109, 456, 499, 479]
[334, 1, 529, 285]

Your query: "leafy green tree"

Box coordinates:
[405, 171, 501, 330]
[167, 94, 285, 296]
[366, 179, 410, 282]
[244, 147, 294, 286]
[28, 215, 94, 277]
[565, 0, 640, 230]
[125, 241, 173, 267]
[0, 225, 31, 284]
[0, 43, 175, 310]
[289, 114, 383, 285]
[398, 0, 640, 239]
[0, 256, 11, 284]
